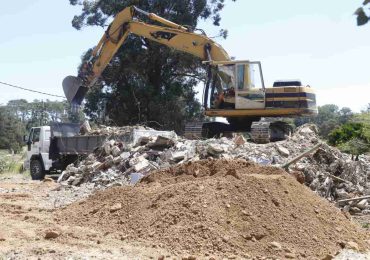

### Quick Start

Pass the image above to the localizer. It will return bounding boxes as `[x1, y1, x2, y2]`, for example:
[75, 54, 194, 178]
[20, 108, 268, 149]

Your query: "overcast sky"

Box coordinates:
[0, 0, 369, 111]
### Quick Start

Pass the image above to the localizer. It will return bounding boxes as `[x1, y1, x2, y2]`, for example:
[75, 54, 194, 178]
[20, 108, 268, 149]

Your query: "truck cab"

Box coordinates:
[24, 126, 52, 180]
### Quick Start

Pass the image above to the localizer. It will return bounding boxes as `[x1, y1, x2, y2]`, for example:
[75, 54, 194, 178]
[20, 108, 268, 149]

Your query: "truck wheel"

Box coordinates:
[30, 160, 45, 180]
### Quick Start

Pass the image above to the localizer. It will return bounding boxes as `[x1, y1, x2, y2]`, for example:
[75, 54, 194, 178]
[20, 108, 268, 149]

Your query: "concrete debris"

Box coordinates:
[59, 124, 370, 215]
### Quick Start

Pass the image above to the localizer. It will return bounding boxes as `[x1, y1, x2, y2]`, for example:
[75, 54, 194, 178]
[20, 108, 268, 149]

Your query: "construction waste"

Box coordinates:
[58, 124, 370, 214]
[57, 159, 370, 259]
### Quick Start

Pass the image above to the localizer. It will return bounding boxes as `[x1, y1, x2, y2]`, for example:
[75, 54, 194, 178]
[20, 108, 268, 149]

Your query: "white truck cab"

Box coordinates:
[24, 126, 52, 180]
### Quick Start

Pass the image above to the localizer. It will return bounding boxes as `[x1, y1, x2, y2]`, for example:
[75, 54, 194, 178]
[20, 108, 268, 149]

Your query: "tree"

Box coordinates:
[0, 107, 25, 153]
[355, 0, 370, 26]
[339, 138, 369, 160]
[69, 0, 235, 133]
[338, 107, 353, 124]
[327, 112, 370, 159]
[314, 104, 340, 138]
[328, 122, 364, 146]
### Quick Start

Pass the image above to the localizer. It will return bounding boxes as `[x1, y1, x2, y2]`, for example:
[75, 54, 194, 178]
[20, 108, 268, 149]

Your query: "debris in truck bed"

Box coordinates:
[57, 159, 370, 259]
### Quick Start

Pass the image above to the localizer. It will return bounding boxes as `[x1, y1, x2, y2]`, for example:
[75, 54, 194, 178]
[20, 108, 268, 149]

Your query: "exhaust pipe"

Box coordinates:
[62, 76, 89, 106]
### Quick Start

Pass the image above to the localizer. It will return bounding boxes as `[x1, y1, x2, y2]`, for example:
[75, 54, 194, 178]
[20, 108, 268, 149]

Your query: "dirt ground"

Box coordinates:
[0, 174, 171, 260]
[1, 164, 370, 260]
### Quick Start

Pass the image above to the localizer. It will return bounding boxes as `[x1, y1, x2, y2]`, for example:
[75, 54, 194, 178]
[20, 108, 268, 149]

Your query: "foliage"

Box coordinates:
[0, 100, 83, 152]
[338, 138, 369, 160]
[0, 107, 25, 153]
[69, 0, 235, 133]
[0, 150, 25, 174]
[355, 0, 370, 26]
[327, 112, 370, 158]
[5, 99, 84, 130]
[328, 122, 364, 146]
[295, 104, 354, 139]
[353, 112, 370, 143]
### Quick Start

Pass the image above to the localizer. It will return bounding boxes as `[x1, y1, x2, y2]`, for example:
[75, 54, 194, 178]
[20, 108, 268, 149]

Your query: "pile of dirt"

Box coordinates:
[56, 159, 369, 259]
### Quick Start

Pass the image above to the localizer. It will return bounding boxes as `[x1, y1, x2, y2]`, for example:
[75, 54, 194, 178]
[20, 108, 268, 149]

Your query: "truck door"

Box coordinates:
[29, 127, 41, 155]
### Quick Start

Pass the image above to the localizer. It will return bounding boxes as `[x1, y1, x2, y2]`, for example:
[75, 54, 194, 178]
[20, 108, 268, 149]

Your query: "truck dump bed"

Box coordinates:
[49, 123, 176, 160]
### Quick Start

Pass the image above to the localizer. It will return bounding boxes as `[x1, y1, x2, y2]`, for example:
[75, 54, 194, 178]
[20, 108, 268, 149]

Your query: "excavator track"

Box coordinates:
[250, 122, 271, 144]
[250, 120, 293, 144]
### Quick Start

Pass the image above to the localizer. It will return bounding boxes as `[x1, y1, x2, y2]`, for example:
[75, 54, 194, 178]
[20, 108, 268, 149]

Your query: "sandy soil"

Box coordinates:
[0, 174, 170, 260]
[1, 162, 370, 260]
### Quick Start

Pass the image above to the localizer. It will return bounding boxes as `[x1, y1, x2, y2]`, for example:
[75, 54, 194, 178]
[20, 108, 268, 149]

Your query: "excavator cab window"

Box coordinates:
[215, 61, 266, 110]
[217, 61, 265, 92]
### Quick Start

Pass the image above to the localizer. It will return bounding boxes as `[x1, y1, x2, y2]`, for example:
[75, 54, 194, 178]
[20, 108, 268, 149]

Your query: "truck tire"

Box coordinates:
[30, 159, 45, 180]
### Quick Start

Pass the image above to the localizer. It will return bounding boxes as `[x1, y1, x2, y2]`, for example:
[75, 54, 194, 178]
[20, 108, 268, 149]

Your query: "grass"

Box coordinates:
[362, 222, 370, 229]
[0, 148, 27, 175]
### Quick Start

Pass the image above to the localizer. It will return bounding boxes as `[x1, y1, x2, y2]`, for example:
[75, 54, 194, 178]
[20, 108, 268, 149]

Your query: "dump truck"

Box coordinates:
[24, 123, 174, 180]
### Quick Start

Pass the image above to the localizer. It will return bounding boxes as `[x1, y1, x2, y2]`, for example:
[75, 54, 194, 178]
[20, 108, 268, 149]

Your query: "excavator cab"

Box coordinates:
[210, 61, 266, 110]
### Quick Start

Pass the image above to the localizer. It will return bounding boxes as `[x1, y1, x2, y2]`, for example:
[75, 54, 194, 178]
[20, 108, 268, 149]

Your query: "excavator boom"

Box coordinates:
[63, 5, 229, 105]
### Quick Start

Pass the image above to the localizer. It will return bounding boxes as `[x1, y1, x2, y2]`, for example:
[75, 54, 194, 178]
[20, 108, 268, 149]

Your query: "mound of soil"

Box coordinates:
[56, 159, 369, 259]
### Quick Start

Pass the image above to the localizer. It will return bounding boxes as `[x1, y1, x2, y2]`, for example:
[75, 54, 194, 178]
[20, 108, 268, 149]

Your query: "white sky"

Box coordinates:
[0, 0, 369, 112]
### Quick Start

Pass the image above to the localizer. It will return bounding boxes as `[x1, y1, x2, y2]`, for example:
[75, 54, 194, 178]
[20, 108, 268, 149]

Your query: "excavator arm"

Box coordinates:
[63, 6, 230, 106]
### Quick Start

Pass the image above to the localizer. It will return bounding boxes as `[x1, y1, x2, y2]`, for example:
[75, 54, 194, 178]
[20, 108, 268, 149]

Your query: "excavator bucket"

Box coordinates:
[62, 76, 88, 105]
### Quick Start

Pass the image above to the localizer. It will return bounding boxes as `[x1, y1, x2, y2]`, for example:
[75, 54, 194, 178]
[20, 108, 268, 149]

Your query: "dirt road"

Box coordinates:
[0, 174, 170, 260]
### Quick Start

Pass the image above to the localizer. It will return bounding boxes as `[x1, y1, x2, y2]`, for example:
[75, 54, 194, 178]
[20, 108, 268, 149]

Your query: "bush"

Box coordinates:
[328, 122, 364, 146]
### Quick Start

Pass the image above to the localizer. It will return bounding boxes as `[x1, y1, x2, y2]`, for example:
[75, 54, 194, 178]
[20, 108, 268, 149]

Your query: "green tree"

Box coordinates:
[339, 138, 369, 160]
[0, 107, 25, 153]
[315, 104, 340, 138]
[327, 111, 370, 159]
[69, 0, 235, 133]
[328, 122, 364, 146]
[355, 0, 370, 26]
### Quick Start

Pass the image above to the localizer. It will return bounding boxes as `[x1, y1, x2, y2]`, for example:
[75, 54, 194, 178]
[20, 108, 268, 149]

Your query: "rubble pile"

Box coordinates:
[59, 124, 370, 213]
[57, 159, 370, 259]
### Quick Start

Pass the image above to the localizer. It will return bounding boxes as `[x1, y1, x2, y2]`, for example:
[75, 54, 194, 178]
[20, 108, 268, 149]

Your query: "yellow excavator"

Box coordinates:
[63, 6, 317, 142]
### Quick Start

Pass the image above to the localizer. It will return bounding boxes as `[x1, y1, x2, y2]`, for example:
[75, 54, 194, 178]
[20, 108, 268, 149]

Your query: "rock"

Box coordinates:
[72, 177, 82, 186]
[44, 230, 60, 239]
[356, 199, 368, 210]
[322, 254, 334, 260]
[42, 177, 54, 183]
[148, 136, 175, 149]
[67, 176, 76, 185]
[276, 145, 290, 157]
[113, 156, 122, 165]
[120, 152, 131, 160]
[103, 142, 112, 155]
[133, 159, 150, 172]
[284, 253, 296, 259]
[233, 135, 246, 146]
[335, 189, 351, 200]
[111, 146, 121, 157]
[171, 151, 186, 162]
[0, 235, 5, 241]
[299, 126, 314, 135]
[270, 241, 282, 250]
[207, 143, 224, 155]
[346, 241, 359, 251]
[349, 207, 362, 214]
[110, 203, 122, 213]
